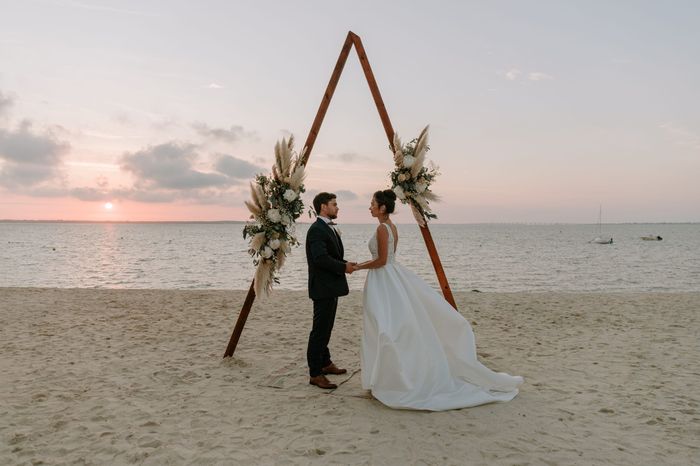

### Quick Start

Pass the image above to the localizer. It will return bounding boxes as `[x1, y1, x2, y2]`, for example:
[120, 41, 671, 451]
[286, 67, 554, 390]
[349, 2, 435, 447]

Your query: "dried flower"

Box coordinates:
[388, 126, 439, 223]
[242, 135, 307, 296]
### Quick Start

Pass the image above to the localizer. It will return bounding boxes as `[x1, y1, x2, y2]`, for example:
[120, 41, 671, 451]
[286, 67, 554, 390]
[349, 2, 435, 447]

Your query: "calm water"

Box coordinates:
[1, 222, 699, 292]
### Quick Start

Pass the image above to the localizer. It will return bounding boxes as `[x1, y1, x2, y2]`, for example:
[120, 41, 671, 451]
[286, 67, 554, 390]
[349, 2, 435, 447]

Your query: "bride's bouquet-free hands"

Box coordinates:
[352, 261, 370, 272]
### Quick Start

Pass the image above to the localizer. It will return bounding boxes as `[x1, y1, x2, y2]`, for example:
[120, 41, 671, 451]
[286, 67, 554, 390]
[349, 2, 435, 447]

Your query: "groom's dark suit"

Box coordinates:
[305, 217, 349, 377]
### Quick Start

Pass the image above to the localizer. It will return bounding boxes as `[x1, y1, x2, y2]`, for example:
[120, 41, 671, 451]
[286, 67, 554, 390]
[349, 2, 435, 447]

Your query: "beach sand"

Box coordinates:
[1, 288, 698, 465]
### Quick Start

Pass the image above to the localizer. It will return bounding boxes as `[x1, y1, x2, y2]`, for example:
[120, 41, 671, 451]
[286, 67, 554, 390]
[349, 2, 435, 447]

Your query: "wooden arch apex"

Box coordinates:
[224, 31, 456, 358]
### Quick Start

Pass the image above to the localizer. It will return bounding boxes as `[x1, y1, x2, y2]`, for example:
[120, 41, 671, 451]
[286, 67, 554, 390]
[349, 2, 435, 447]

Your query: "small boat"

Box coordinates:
[589, 205, 613, 245]
[641, 235, 663, 241]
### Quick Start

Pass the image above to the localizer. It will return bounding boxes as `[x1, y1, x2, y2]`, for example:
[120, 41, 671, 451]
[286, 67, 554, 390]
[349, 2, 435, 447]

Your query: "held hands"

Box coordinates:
[345, 262, 357, 274]
[344, 261, 367, 273]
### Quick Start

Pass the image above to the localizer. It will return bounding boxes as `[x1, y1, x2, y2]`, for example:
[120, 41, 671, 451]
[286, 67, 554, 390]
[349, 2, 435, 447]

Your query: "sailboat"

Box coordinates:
[590, 205, 613, 244]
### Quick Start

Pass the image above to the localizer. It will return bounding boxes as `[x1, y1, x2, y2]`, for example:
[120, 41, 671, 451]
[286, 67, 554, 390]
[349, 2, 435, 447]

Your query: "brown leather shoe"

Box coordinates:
[309, 375, 337, 389]
[321, 363, 347, 375]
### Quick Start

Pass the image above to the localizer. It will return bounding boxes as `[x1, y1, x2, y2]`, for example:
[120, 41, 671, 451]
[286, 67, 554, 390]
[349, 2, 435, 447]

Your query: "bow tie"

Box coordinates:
[328, 221, 337, 226]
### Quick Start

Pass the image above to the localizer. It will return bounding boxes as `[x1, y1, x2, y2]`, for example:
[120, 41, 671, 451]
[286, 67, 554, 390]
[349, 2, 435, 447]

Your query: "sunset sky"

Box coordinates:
[1, 1, 698, 223]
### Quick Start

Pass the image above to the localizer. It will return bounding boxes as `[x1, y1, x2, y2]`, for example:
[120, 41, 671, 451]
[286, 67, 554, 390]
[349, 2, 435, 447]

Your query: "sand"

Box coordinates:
[1, 288, 699, 465]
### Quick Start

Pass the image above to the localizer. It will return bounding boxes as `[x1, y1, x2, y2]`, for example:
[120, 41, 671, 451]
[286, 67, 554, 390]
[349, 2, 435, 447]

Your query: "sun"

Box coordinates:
[104, 202, 113, 210]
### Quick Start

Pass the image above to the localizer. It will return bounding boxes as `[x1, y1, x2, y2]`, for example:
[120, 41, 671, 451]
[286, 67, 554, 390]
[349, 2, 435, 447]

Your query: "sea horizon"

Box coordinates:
[1, 219, 698, 225]
[2, 222, 698, 292]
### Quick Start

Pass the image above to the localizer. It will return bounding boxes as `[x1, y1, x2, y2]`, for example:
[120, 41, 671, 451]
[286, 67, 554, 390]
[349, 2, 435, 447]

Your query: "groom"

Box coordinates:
[306, 192, 355, 389]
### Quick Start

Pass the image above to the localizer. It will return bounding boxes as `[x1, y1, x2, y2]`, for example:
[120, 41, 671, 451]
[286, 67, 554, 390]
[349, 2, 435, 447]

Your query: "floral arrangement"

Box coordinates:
[243, 136, 306, 296]
[390, 125, 440, 226]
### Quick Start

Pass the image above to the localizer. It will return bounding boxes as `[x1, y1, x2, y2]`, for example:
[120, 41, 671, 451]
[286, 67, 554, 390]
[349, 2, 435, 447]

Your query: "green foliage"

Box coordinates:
[389, 138, 440, 221]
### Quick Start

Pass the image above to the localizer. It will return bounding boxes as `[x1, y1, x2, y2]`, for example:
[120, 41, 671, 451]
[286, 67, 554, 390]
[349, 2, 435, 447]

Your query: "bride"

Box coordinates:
[352, 189, 523, 411]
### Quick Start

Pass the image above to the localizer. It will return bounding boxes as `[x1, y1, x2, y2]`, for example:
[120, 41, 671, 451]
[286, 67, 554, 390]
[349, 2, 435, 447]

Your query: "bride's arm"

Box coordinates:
[355, 225, 389, 270]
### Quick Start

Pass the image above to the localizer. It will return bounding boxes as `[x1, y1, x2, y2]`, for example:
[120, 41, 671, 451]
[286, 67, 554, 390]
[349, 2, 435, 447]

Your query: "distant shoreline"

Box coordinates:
[1, 287, 698, 294]
[1, 220, 698, 225]
[0, 219, 247, 224]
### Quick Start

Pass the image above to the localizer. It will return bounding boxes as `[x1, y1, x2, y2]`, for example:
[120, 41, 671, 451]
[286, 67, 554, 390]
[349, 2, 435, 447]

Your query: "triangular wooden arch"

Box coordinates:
[224, 31, 457, 358]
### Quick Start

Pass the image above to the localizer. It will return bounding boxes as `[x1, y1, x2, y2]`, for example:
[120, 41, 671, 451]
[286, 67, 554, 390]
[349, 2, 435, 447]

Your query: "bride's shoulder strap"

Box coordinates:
[381, 222, 395, 240]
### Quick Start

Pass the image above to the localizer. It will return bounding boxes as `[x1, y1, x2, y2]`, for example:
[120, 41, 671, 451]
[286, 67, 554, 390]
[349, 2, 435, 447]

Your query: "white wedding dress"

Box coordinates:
[361, 223, 523, 411]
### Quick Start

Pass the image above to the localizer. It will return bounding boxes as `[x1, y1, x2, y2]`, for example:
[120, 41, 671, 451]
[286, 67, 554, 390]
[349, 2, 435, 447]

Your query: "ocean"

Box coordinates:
[1, 222, 698, 292]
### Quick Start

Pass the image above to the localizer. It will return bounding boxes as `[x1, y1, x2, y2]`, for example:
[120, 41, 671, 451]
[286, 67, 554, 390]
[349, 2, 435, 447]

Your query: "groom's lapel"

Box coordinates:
[317, 217, 340, 252]
[336, 229, 344, 257]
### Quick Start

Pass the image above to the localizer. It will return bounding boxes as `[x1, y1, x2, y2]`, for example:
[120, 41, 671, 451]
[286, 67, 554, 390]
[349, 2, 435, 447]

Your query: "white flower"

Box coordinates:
[393, 185, 406, 200]
[261, 246, 274, 259]
[280, 214, 292, 226]
[283, 189, 298, 202]
[398, 173, 407, 183]
[269, 239, 281, 250]
[266, 208, 281, 223]
[402, 155, 415, 168]
[415, 182, 427, 193]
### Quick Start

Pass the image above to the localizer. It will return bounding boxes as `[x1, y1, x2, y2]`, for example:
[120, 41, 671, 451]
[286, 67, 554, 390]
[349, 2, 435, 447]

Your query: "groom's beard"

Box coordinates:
[328, 213, 338, 220]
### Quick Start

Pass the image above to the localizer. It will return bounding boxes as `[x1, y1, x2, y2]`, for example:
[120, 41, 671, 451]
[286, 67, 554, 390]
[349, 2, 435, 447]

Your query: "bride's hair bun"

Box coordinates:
[374, 189, 396, 214]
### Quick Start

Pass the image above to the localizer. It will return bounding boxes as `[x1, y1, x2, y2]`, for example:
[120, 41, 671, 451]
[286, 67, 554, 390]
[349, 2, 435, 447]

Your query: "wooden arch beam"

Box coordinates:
[224, 31, 456, 358]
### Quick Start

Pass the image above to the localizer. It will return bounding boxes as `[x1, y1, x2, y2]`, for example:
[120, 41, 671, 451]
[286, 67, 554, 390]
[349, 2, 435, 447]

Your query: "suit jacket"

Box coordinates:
[305, 217, 349, 300]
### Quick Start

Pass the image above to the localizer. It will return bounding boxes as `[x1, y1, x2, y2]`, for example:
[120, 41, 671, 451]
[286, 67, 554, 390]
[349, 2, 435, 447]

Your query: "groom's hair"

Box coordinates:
[313, 192, 336, 215]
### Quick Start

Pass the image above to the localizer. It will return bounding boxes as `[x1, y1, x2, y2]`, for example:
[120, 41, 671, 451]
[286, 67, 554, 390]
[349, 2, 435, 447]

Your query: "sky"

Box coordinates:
[1, 0, 699, 223]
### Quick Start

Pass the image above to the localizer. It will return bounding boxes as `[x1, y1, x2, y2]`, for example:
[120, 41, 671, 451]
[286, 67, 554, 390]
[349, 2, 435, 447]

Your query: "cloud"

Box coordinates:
[505, 69, 521, 81]
[1, 134, 252, 204]
[0, 98, 254, 205]
[68, 186, 183, 203]
[68, 181, 244, 205]
[528, 72, 553, 81]
[214, 154, 262, 179]
[207, 83, 224, 89]
[659, 122, 700, 150]
[69, 186, 111, 201]
[336, 189, 359, 201]
[63, 1, 158, 17]
[0, 120, 70, 188]
[124, 189, 180, 203]
[112, 112, 132, 126]
[329, 152, 363, 162]
[322, 152, 373, 164]
[151, 116, 180, 131]
[0, 90, 14, 117]
[192, 122, 256, 143]
[503, 69, 553, 82]
[304, 189, 359, 201]
[120, 141, 234, 190]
